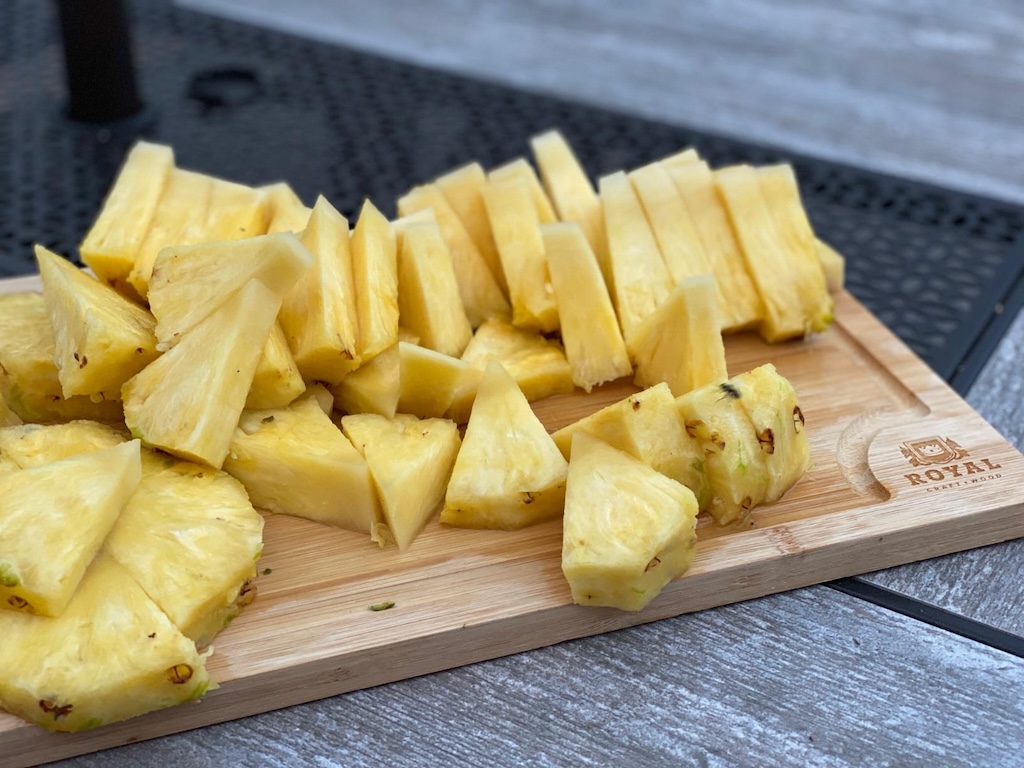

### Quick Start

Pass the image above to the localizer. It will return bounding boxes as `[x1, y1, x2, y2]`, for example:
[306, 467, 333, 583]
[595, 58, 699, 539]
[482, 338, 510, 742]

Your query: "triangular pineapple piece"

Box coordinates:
[599, 171, 673, 353]
[0, 293, 124, 424]
[552, 383, 709, 510]
[36, 245, 159, 400]
[224, 397, 383, 538]
[482, 178, 559, 333]
[677, 379, 770, 525]
[816, 239, 845, 292]
[489, 158, 558, 224]
[261, 182, 312, 234]
[391, 208, 437, 251]
[0, 440, 141, 617]
[80, 141, 174, 302]
[351, 199, 399, 360]
[435, 162, 507, 295]
[729, 364, 811, 502]
[149, 232, 312, 350]
[0, 552, 211, 732]
[397, 184, 510, 326]
[398, 342, 470, 419]
[330, 344, 400, 418]
[461, 319, 574, 401]
[123, 279, 281, 468]
[441, 361, 568, 530]
[247, 322, 306, 409]
[633, 274, 727, 396]
[204, 179, 270, 241]
[562, 432, 698, 611]
[397, 221, 473, 358]
[662, 160, 762, 332]
[541, 223, 631, 392]
[342, 414, 461, 551]
[0, 392, 20, 428]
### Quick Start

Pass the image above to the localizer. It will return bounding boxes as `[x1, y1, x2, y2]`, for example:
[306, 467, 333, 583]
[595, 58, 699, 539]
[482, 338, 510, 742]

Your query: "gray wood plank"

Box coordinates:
[51, 587, 1024, 767]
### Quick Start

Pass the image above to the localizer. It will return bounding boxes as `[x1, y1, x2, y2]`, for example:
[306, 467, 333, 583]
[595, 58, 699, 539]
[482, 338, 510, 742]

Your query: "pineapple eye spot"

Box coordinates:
[644, 556, 661, 572]
[520, 491, 535, 505]
[757, 428, 775, 455]
[793, 406, 805, 433]
[237, 579, 257, 607]
[630, 398, 641, 411]
[684, 420, 702, 439]
[7, 595, 34, 613]
[38, 699, 74, 719]
[166, 664, 194, 685]
[718, 383, 741, 399]
[740, 496, 754, 511]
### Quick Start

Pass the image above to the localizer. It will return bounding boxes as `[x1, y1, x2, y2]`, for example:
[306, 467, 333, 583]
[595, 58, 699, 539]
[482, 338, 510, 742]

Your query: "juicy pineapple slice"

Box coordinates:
[562, 432, 699, 611]
[662, 160, 762, 332]
[0, 392, 20, 427]
[461, 319, 574, 401]
[36, 245, 159, 400]
[816, 239, 846, 292]
[599, 171, 673, 353]
[729, 364, 811, 502]
[482, 178, 559, 333]
[262, 182, 313, 234]
[203, 178, 269, 242]
[0, 552, 211, 733]
[330, 344, 400, 419]
[441, 361, 568, 530]
[80, 141, 174, 301]
[342, 414, 461, 551]
[123, 279, 280, 468]
[247, 322, 306, 409]
[224, 397, 383, 538]
[351, 199, 400, 360]
[0, 441, 141, 617]
[677, 380, 770, 525]
[398, 342, 470, 419]
[0, 293, 124, 424]
[632, 274, 728, 396]
[541, 223, 632, 392]
[552, 383, 710, 510]
[489, 158, 558, 224]
[397, 184, 510, 326]
[397, 222, 473, 358]
[435, 162, 507, 294]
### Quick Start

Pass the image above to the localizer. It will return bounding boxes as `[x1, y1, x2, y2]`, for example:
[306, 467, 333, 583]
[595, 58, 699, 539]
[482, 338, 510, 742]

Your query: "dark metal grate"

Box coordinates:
[2, 0, 1022, 390]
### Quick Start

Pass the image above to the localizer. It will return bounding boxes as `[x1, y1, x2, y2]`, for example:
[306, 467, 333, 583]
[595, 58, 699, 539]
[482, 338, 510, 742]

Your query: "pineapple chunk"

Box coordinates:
[247, 322, 306, 409]
[398, 342, 469, 419]
[0, 293, 124, 424]
[435, 162, 507, 294]
[677, 380, 770, 525]
[397, 184, 510, 326]
[461, 319, 574, 401]
[541, 223, 632, 392]
[397, 222, 473, 358]
[632, 274, 728, 396]
[224, 397, 383, 538]
[728, 364, 811, 502]
[36, 245, 159, 400]
[203, 178, 269, 242]
[123, 279, 280, 468]
[80, 141, 174, 301]
[0, 552, 210, 732]
[0, 421, 125, 465]
[0, 392, 20, 427]
[342, 414, 461, 551]
[262, 182, 313, 234]
[391, 208, 436, 251]
[663, 160, 762, 332]
[0, 441, 141, 617]
[562, 432, 698, 611]
[489, 158, 558, 224]
[330, 344, 400, 418]
[599, 171, 673, 353]
[660, 147, 700, 168]
[482, 178, 559, 333]
[351, 199, 400, 360]
[441, 361, 568, 530]
[816, 238, 846, 292]
[552, 383, 709, 510]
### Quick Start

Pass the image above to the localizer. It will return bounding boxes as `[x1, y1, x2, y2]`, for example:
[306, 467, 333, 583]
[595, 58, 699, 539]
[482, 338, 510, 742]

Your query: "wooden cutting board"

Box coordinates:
[3, 277, 1024, 767]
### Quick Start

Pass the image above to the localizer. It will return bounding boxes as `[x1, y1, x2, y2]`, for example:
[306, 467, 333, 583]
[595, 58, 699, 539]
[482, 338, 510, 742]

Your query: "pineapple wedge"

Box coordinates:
[541, 223, 632, 392]
[80, 141, 174, 301]
[552, 383, 710, 510]
[398, 342, 470, 419]
[0, 441, 141, 617]
[330, 344, 400, 419]
[441, 361, 568, 530]
[562, 432, 699, 611]
[203, 178, 269, 242]
[36, 245, 159, 400]
[123, 279, 280, 468]
[0, 293, 124, 424]
[351, 199, 400, 360]
[435, 162, 507, 294]
[247, 322, 306, 409]
[224, 397, 383, 538]
[0, 552, 210, 732]
[262, 182, 313, 234]
[489, 158, 558, 224]
[632, 274, 728, 396]
[599, 171, 673, 353]
[461, 319, 574, 402]
[482, 178, 559, 333]
[677, 379, 770, 525]
[816, 239, 846, 292]
[342, 414, 461, 551]
[661, 148, 700, 168]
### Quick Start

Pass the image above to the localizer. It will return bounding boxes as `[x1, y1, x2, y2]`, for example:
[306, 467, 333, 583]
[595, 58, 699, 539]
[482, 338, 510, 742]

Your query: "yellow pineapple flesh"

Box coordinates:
[342, 413, 461, 551]
[460, 319, 574, 402]
[660, 148, 700, 168]
[351, 199, 399, 360]
[816, 238, 846, 292]
[562, 432, 698, 611]
[0, 392, 20, 427]
[330, 344, 400, 418]
[435, 162, 507, 294]
[398, 342, 470, 419]
[489, 158, 558, 224]
[247, 322, 306, 409]
[261, 182, 312, 234]
[0, 420, 125, 465]
[203, 178, 269, 242]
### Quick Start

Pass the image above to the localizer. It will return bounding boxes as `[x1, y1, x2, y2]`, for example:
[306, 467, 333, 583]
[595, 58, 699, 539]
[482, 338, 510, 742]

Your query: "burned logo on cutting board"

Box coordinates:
[899, 436, 1001, 489]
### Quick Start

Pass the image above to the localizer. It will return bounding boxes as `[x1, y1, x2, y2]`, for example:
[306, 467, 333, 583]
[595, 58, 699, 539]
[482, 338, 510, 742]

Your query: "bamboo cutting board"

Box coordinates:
[3, 277, 1024, 767]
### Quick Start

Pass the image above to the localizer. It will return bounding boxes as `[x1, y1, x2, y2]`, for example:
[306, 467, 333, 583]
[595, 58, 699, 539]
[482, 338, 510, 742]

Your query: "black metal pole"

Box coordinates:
[56, 0, 143, 123]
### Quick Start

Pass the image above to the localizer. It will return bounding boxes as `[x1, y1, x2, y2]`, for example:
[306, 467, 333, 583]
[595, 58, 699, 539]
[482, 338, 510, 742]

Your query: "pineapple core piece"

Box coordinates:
[351, 199, 400, 360]
[247, 322, 306, 410]
[0, 440, 141, 618]
[123, 279, 281, 469]
[435, 162, 507, 295]
[80, 140, 174, 300]
[225, 397, 383, 538]
[342, 414, 461, 551]
[541, 223, 632, 392]
[36, 245, 159, 400]
[488, 158, 558, 224]
[261, 182, 313, 234]
[0, 552, 210, 733]
[632, 274, 728, 397]
[461, 319, 574, 402]
[816, 239, 846, 293]
[552, 383, 710, 511]
[562, 432, 699, 612]
[441, 361, 568, 530]
[398, 342, 470, 419]
[331, 344, 400, 419]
